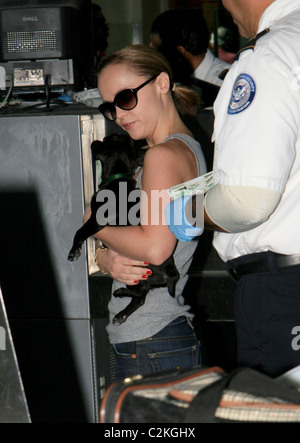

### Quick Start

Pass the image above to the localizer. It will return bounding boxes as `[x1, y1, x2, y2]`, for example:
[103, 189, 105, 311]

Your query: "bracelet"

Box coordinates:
[94, 243, 108, 276]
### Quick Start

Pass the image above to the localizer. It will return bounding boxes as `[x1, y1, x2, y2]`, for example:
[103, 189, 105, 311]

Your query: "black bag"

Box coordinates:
[100, 365, 300, 423]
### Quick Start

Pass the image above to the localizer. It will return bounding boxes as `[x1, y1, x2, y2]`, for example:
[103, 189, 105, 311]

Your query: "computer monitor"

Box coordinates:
[0, 0, 95, 92]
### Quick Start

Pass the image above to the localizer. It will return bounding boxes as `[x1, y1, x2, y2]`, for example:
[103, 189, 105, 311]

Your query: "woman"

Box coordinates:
[92, 45, 207, 381]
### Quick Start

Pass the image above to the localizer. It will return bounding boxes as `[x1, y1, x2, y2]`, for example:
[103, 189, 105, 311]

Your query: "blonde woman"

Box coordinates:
[91, 45, 206, 381]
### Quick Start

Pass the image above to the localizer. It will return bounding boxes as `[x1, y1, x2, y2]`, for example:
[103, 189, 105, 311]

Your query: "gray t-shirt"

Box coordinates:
[106, 134, 207, 344]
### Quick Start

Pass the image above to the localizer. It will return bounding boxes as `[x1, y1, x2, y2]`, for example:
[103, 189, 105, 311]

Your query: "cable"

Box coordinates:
[0, 75, 13, 109]
[44, 74, 51, 109]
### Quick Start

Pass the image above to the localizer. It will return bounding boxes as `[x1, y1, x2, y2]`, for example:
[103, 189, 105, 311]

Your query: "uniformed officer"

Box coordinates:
[166, 0, 300, 377]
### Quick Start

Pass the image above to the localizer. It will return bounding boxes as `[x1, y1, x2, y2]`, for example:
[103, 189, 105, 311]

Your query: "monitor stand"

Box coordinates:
[0, 59, 74, 92]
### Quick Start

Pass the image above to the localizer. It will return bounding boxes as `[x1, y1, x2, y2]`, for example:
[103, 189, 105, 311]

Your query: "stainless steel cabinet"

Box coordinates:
[0, 109, 105, 422]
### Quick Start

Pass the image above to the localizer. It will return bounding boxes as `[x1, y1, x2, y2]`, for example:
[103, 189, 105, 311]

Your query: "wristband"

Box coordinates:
[165, 195, 203, 242]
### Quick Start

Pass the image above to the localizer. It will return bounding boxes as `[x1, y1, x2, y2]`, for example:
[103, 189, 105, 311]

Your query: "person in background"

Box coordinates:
[210, 26, 236, 64]
[150, 8, 230, 87]
[92, 3, 109, 68]
[149, 7, 226, 170]
[90, 45, 207, 381]
[166, 0, 300, 378]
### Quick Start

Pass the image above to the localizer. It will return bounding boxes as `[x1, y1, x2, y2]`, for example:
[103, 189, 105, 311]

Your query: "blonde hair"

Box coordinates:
[97, 44, 200, 115]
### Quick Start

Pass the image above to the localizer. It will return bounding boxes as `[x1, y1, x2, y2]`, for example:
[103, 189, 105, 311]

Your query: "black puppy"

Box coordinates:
[68, 133, 179, 325]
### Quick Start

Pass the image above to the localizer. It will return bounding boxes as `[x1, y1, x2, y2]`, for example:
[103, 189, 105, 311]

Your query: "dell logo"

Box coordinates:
[23, 16, 39, 22]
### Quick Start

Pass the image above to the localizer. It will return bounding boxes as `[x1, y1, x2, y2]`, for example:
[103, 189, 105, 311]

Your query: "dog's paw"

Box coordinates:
[68, 253, 78, 261]
[112, 313, 127, 325]
[67, 248, 81, 261]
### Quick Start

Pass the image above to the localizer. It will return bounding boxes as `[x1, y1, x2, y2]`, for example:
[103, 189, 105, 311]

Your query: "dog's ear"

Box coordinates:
[91, 140, 105, 160]
[112, 133, 128, 143]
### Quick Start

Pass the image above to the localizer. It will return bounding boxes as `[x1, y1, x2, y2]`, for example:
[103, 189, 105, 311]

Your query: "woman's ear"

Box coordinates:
[156, 72, 171, 94]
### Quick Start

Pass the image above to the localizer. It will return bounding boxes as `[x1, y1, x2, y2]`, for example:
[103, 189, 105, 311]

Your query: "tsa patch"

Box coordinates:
[228, 73, 256, 115]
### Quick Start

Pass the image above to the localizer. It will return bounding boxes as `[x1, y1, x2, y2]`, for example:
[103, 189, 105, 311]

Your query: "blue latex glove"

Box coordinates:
[165, 195, 203, 242]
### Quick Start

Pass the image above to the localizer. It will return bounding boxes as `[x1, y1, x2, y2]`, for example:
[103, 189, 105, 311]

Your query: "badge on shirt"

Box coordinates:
[228, 73, 256, 115]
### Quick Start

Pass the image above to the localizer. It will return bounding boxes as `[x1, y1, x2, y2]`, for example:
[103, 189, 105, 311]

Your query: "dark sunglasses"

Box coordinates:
[98, 74, 158, 121]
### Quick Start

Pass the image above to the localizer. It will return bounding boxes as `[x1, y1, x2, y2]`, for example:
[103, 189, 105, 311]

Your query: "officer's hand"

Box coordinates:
[165, 195, 203, 242]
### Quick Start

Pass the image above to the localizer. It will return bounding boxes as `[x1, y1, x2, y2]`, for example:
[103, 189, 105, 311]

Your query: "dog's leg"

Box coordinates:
[68, 232, 85, 261]
[68, 218, 103, 261]
[167, 274, 179, 297]
[112, 287, 148, 325]
[161, 256, 180, 297]
[166, 265, 180, 297]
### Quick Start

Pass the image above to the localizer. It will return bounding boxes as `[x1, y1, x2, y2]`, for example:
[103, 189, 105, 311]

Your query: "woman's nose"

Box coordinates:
[115, 106, 129, 120]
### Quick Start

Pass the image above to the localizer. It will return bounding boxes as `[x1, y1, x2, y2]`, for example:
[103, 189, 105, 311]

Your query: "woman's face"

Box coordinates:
[98, 63, 161, 141]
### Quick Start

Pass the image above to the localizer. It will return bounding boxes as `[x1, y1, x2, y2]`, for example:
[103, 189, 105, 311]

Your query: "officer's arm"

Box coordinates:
[189, 193, 227, 232]
[166, 184, 281, 241]
[204, 184, 281, 233]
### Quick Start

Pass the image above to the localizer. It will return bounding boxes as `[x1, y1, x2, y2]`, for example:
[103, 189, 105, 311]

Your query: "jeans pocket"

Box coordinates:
[113, 343, 137, 381]
[113, 343, 136, 358]
[148, 341, 200, 373]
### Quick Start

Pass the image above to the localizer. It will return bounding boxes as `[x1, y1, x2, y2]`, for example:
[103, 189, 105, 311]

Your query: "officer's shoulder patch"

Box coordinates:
[228, 73, 256, 115]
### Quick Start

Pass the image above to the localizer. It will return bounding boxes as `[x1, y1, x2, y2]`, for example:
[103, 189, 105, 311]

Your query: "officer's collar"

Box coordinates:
[234, 28, 270, 61]
[218, 28, 270, 82]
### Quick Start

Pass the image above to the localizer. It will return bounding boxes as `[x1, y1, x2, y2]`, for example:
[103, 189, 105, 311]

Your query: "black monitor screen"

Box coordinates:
[0, 0, 94, 90]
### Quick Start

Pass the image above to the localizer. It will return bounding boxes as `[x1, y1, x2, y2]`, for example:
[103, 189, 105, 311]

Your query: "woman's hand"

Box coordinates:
[96, 248, 152, 285]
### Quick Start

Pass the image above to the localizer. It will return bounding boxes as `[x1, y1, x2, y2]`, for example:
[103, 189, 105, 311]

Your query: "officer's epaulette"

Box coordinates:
[234, 28, 270, 61]
[218, 28, 270, 82]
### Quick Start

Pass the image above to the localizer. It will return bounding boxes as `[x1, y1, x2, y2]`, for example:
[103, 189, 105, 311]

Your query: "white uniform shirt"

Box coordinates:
[193, 49, 229, 87]
[211, 0, 300, 261]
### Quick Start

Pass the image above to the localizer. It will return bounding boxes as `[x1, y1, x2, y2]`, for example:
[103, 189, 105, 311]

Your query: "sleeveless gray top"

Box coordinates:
[106, 134, 207, 344]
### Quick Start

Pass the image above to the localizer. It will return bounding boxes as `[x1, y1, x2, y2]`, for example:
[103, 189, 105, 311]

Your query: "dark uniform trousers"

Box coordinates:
[227, 251, 300, 377]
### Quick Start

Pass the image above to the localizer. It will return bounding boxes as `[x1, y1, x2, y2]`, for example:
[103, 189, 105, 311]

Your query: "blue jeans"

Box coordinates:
[112, 316, 201, 381]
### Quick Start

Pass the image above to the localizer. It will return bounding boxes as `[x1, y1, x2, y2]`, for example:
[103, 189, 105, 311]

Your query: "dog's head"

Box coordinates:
[91, 134, 146, 181]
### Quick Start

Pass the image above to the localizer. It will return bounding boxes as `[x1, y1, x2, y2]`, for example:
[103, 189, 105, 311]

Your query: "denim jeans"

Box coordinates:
[112, 316, 201, 381]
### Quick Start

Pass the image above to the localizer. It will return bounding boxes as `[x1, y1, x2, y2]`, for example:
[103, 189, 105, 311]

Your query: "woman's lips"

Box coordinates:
[122, 121, 135, 131]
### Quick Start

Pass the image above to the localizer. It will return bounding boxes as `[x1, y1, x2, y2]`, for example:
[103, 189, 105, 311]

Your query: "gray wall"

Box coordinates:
[94, 0, 170, 54]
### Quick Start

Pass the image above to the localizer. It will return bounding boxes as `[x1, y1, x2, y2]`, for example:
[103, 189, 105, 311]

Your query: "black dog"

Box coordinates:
[68, 133, 179, 325]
